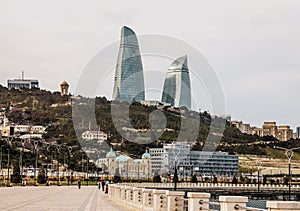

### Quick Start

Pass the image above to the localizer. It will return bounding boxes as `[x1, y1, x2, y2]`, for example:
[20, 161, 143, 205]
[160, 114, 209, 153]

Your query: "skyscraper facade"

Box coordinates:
[161, 55, 191, 109]
[112, 26, 145, 102]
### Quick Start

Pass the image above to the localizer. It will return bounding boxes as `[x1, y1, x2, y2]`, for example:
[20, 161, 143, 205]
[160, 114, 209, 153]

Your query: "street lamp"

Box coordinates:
[33, 141, 39, 186]
[0, 145, 3, 179]
[7, 148, 10, 187]
[56, 145, 61, 186]
[274, 146, 300, 201]
[256, 159, 261, 194]
[6, 137, 12, 187]
[45, 143, 51, 185]
[67, 146, 73, 186]
[20, 139, 26, 185]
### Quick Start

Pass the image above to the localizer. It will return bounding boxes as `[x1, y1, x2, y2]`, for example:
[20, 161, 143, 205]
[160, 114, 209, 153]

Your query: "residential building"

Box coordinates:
[231, 120, 253, 134]
[252, 127, 262, 136]
[96, 148, 152, 179]
[262, 122, 277, 137]
[277, 126, 293, 141]
[81, 130, 108, 141]
[112, 26, 145, 103]
[161, 55, 191, 109]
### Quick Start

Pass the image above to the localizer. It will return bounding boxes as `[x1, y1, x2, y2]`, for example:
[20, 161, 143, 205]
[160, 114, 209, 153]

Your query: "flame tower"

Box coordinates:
[112, 26, 145, 102]
[161, 55, 191, 109]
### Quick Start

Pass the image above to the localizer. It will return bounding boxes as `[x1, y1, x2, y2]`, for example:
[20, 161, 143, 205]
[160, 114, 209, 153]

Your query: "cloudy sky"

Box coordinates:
[0, 0, 299, 129]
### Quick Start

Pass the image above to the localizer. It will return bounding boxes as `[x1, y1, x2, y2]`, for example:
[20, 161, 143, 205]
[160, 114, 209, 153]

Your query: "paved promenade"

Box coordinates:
[0, 186, 123, 211]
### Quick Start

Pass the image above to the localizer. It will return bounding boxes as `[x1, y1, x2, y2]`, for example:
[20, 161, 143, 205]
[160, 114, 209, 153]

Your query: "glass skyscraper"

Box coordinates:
[112, 26, 145, 102]
[161, 55, 191, 109]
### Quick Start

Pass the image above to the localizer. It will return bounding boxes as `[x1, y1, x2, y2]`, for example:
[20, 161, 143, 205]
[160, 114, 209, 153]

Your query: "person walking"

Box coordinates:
[101, 180, 105, 191]
[77, 180, 81, 189]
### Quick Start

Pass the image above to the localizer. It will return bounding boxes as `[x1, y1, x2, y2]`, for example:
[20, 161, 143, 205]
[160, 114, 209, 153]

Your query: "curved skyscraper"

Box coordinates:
[161, 55, 191, 109]
[112, 26, 145, 102]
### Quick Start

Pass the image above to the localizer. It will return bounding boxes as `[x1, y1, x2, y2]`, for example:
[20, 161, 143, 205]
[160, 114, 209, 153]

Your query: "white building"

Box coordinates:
[96, 148, 152, 179]
[82, 130, 107, 141]
[7, 79, 39, 89]
[149, 142, 239, 177]
[30, 126, 46, 134]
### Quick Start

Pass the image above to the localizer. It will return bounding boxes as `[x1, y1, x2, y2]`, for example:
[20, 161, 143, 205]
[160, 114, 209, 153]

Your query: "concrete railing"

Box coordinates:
[108, 183, 300, 211]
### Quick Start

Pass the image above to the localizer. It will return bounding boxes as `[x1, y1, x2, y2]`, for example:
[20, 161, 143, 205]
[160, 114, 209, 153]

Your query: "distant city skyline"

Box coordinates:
[0, 1, 299, 129]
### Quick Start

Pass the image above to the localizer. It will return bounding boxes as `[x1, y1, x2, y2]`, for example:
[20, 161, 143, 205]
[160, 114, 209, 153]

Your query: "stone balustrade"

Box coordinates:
[108, 183, 300, 211]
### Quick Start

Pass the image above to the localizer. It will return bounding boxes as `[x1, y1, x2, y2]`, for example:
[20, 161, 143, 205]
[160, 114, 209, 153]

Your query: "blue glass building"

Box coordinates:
[161, 55, 191, 109]
[112, 26, 145, 102]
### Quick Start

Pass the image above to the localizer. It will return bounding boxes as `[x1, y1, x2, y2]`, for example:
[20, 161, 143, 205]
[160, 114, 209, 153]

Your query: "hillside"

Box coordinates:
[1, 85, 300, 162]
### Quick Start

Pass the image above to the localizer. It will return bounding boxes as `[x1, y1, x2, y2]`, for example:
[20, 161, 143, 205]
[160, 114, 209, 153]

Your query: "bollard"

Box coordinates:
[219, 196, 248, 211]
[153, 190, 167, 211]
[166, 190, 185, 211]
[266, 201, 300, 211]
[187, 192, 210, 211]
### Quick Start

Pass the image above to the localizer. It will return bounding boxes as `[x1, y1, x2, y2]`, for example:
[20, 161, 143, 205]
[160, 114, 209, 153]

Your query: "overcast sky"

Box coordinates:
[0, 0, 299, 129]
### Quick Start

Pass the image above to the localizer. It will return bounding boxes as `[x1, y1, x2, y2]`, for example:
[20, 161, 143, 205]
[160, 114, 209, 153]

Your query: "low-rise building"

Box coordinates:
[96, 148, 152, 179]
[7, 78, 39, 89]
[82, 130, 107, 141]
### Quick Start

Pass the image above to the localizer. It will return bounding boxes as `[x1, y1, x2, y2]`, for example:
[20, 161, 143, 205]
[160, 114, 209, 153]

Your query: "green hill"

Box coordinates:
[0, 85, 299, 165]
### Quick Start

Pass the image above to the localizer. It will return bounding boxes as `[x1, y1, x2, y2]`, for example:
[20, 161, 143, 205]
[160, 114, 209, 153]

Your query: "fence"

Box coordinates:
[108, 183, 300, 211]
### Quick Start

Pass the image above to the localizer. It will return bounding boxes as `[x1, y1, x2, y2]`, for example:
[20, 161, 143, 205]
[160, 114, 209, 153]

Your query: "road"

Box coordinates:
[0, 186, 123, 211]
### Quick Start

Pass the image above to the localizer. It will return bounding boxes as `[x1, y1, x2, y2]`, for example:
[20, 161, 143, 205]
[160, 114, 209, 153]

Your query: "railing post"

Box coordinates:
[219, 196, 248, 211]
[126, 187, 134, 206]
[143, 188, 154, 211]
[187, 192, 210, 211]
[133, 187, 143, 209]
[153, 190, 167, 211]
[120, 186, 127, 203]
[166, 190, 185, 211]
[266, 201, 300, 211]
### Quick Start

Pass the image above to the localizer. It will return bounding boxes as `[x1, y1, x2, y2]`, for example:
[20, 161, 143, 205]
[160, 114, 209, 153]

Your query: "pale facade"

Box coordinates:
[96, 148, 152, 179]
[277, 126, 293, 141]
[81, 130, 107, 141]
[262, 122, 278, 137]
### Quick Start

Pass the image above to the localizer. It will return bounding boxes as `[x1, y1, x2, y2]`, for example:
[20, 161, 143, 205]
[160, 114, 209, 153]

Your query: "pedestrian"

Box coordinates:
[105, 180, 109, 194]
[101, 180, 105, 191]
[97, 182, 100, 190]
[77, 180, 81, 189]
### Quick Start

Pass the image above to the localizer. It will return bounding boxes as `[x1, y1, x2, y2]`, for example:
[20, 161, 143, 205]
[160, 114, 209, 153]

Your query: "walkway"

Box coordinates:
[0, 186, 123, 211]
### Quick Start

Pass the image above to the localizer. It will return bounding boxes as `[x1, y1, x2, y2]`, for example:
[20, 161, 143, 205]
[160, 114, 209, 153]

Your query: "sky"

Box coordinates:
[0, 0, 299, 129]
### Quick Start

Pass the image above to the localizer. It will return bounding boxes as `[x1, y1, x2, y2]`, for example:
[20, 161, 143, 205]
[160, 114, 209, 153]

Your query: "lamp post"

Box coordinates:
[274, 146, 300, 201]
[7, 148, 10, 186]
[67, 146, 73, 186]
[33, 141, 39, 186]
[20, 139, 26, 185]
[86, 155, 89, 186]
[56, 145, 61, 186]
[6, 137, 12, 187]
[0, 145, 3, 179]
[46, 143, 50, 185]
[256, 159, 261, 194]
